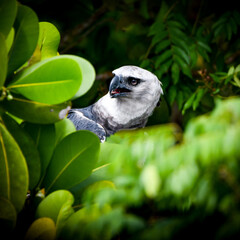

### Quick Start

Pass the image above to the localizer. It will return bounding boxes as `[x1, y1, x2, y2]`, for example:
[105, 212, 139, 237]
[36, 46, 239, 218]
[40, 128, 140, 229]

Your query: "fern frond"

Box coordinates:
[213, 11, 240, 41]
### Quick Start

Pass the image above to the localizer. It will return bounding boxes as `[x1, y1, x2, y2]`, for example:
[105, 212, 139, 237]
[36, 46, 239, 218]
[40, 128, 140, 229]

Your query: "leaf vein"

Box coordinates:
[46, 146, 89, 193]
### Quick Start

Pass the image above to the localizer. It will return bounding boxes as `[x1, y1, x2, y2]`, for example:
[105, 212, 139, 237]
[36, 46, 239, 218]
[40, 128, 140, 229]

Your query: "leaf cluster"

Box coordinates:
[0, 0, 99, 238]
[78, 97, 240, 239]
[140, 1, 240, 118]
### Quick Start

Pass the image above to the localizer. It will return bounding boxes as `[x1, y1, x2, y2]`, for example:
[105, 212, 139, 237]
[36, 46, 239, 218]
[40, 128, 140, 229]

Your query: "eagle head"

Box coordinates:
[109, 66, 163, 103]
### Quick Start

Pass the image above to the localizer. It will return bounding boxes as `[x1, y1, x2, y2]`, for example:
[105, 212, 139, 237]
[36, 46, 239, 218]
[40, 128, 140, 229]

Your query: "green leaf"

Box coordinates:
[0, 197, 17, 233]
[36, 190, 73, 222]
[38, 22, 60, 60]
[59, 204, 112, 239]
[2, 94, 71, 124]
[42, 131, 100, 194]
[197, 41, 211, 53]
[35, 190, 74, 235]
[233, 75, 240, 87]
[55, 118, 76, 147]
[0, 0, 17, 37]
[23, 123, 56, 181]
[151, 30, 168, 46]
[25, 217, 56, 240]
[0, 122, 28, 212]
[172, 45, 190, 65]
[155, 49, 172, 68]
[171, 35, 189, 55]
[8, 55, 82, 104]
[182, 92, 196, 114]
[228, 66, 235, 76]
[1, 114, 41, 190]
[235, 64, 240, 73]
[70, 55, 96, 99]
[174, 54, 192, 78]
[193, 88, 206, 110]
[154, 39, 171, 54]
[168, 86, 177, 104]
[140, 164, 161, 198]
[171, 62, 180, 84]
[0, 33, 8, 88]
[156, 59, 172, 77]
[6, 28, 15, 53]
[8, 5, 39, 75]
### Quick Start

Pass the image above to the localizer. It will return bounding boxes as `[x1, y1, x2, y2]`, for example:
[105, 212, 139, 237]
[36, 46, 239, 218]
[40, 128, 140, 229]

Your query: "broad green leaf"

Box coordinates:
[70, 55, 96, 99]
[55, 118, 76, 146]
[38, 22, 60, 60]
[23, 123, 56, 181]
[2, 94, 71, 124]
[8, 55, 82, 104]
[25, 217, 56, 240]
[42, 131, 100, 193]
[0, 33, 8, 88]
[0, 0, 17, 37]
[0, 197, 17, 233]
[36, 190, 74, 222]
[1, 114, 41, 190]
[8, 5, 39, 75]
[35, 190, 74, 235]
[0, 122, 28, 212]
[6, 28, 15, 53]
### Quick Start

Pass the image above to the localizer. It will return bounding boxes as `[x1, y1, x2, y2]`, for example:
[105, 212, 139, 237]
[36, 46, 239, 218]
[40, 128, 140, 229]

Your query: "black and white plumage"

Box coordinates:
[67, 66, 163, 142]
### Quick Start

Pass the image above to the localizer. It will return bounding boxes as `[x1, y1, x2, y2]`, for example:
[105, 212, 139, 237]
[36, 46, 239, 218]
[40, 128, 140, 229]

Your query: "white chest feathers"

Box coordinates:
[93, 92, 159, 129]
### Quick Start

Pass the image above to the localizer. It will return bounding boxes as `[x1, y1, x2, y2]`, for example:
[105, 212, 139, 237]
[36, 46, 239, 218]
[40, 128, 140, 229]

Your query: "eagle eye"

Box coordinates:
[128, 77, 139, 86]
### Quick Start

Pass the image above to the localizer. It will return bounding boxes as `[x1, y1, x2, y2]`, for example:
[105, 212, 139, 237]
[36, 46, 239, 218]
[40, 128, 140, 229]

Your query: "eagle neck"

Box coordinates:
[92, 93, 151, 136]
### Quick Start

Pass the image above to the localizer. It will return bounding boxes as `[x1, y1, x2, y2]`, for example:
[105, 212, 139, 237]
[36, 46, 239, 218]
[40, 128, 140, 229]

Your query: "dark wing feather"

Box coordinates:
[67, 108, 106, 142]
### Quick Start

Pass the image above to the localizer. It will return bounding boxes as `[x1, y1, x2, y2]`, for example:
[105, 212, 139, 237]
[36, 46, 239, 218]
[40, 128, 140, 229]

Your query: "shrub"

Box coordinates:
[0, 0, 99, 238]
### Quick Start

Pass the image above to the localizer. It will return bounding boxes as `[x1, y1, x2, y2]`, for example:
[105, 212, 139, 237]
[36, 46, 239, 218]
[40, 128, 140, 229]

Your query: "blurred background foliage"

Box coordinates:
[21, 0, 240, 127]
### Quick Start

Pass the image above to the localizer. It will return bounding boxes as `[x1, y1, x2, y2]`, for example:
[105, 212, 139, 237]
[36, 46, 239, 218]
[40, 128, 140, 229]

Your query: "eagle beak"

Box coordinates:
[109, 75, 131, 98]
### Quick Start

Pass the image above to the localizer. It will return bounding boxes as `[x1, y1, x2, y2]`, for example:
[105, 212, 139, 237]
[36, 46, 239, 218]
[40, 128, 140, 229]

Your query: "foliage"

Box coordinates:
[0, 0, 99, 238]
[21, 0, 240, 123]
[70, 97, 240, 239]
[0, 0, 240, 240]
[139, 1, 240, 119]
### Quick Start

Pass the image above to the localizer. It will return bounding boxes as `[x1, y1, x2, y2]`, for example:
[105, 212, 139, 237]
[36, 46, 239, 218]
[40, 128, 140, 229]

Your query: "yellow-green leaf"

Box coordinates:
[8, 55, 82, 104]
[25, 217, 56, 240]
[0, 123, 28, 212]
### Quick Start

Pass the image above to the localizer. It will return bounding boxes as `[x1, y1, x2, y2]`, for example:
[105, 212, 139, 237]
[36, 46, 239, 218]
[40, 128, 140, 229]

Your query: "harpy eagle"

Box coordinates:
[67, 66, 163, 142]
